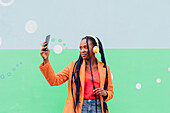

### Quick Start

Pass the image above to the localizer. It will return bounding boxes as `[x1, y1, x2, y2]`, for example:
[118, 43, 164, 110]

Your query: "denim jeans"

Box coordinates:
[81, 98, 102, 113]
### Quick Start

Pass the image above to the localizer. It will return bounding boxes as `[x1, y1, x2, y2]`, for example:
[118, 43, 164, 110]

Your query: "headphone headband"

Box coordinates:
[85, 35, 99, 46]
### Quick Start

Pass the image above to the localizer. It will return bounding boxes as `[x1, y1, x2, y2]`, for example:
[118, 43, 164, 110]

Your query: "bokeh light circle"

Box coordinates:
[168, 67, 170, 72]
[25, 20, 38, 33]
[136, 83, 141, 90]
[53, 45, 63, 54]
[0, 0, 14, 7]
[156, 78, 161, 83]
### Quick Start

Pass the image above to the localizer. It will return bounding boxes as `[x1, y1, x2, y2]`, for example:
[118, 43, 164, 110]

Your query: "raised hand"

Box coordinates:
[40, 42, 50, 64]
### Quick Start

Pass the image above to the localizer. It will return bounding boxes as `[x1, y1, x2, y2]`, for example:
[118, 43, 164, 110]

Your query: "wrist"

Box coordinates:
[103, 91, 108, 101]
[43, 59, 49, 65]
[104, 91, 108, 97]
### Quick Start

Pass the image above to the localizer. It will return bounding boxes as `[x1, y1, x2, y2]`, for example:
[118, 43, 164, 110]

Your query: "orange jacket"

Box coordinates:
[39, 58, 114, 113]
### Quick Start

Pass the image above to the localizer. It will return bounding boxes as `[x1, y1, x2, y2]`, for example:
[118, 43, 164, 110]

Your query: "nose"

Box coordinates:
[80, 48, 86, 53]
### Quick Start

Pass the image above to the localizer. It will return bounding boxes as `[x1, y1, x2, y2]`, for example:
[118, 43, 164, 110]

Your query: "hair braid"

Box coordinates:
[97, 37, 108, 93]
[71, 55, 83, 113]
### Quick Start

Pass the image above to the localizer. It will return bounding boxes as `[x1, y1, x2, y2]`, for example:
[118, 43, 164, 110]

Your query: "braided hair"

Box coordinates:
[71, 36, 108, 113]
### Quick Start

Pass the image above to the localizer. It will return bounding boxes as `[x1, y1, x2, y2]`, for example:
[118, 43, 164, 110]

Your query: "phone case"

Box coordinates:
[43, 35, 50, 51]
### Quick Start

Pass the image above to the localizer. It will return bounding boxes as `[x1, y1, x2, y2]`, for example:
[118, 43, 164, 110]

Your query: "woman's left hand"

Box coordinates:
[93, 88, 108, 97]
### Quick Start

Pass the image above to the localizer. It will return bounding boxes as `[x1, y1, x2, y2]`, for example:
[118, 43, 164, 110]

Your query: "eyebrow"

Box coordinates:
[79, 45, 87, 47]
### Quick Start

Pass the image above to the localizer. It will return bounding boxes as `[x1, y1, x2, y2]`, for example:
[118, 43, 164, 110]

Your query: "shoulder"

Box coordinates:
[97, 60, 110, 69]
[97, 61, 111, 74]
[67, 60, 77, 68]
[70, 61, 77, 65]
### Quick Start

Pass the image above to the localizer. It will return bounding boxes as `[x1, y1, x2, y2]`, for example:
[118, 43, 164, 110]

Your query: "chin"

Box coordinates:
[81, 56, 89, 60]
[82, 57, 87, 60]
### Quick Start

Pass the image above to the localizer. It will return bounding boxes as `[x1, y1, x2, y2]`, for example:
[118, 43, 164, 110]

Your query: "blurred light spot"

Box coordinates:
[111, 73, 113, 80]
[58, 39, 62, 43]
[136, 83, 141, 90]
[12, 68, 16, 71]
[63, 43, 66, 46]
[168, 67, 170, 72]
[25, 20, 38, 33]
[16, 64, 19, 67]
[53, 45, 62, 54]
[51, 38, 55, 42]
[0, 0, 14, 7]
[156, 78, 161, 83]
[7, 72, 11, 76]
[0, 74, 5, 79]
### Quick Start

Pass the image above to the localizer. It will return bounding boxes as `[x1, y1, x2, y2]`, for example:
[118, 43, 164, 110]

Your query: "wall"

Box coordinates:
[0, 0, 170, 113]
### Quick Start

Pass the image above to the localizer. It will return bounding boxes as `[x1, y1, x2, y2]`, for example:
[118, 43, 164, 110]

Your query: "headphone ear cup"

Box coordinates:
[93, 46, 99, 54]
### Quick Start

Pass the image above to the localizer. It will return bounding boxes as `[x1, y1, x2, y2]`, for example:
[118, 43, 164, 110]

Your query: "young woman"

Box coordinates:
[39, 35, 114, 113]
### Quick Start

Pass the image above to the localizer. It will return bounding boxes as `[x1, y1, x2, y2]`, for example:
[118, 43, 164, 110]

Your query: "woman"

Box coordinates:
[39, 35, 114, 113]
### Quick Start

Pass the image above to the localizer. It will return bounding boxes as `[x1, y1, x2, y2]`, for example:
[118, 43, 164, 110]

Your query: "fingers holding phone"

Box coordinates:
[40, 42, 50, 61]
[40, 35, 51, 64]
[43, 35, 50, 51]
[41, 42, 48, 51]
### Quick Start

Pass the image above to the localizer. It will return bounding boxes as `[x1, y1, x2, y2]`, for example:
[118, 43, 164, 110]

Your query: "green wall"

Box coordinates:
[1, 49, 170, 113]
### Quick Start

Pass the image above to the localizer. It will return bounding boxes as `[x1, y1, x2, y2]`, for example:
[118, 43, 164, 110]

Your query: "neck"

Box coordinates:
[85, 56, 97, 66]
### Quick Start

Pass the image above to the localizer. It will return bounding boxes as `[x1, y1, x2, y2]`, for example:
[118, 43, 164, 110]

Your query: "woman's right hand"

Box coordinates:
[40, 42, 50, 64]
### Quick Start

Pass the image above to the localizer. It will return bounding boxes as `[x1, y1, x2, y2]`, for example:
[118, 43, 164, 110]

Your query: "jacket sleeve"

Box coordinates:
[104, 65, 114, 102]
[39, 60, 74, 86]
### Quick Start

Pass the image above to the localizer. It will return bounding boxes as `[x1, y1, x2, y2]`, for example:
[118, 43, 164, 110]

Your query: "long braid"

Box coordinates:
[86, 37, 98, 113]
[96, 37, 108, 113]
[71, 55, 83, 113]
[97, 37, 108, 94]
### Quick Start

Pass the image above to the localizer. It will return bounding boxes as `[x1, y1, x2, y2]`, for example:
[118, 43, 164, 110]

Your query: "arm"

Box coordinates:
[39, 60, 73, 86]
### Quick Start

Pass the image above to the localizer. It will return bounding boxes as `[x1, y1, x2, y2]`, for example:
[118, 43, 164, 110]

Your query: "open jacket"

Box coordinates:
[39, 58, 114, 113]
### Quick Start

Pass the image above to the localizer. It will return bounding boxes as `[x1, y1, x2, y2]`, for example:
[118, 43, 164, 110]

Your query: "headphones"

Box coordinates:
[85, 35, 100, 54]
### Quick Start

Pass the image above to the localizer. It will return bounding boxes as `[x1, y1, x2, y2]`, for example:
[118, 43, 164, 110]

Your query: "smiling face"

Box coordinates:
[79, 38, 94, 60]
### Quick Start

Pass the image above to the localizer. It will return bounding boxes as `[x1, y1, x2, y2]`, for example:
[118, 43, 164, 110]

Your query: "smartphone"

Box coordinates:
[43, 35, 50, 51]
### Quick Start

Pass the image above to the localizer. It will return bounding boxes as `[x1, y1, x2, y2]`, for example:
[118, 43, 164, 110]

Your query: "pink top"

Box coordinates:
[84, 70, 100, 99]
